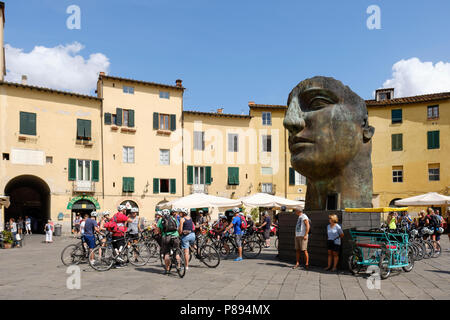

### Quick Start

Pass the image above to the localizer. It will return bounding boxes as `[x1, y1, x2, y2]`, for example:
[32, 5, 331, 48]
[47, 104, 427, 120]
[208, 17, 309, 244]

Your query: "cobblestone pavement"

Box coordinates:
[0, 235, 449, 300]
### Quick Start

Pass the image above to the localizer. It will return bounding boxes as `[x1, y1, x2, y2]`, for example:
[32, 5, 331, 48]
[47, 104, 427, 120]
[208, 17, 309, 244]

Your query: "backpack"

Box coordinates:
[45, 224, 51, 232]
[430, 215, 441, 228]
[162, 215, 178, 233]
[240, 217, 248, 230]
[106, 215, 126, 234]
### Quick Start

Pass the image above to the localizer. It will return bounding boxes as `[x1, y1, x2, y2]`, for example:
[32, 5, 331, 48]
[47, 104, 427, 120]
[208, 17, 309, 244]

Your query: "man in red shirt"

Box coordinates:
[105, 205, 132, 267]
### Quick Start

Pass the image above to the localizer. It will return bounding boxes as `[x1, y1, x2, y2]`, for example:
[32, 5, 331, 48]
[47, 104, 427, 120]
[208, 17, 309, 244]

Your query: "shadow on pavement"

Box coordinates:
[425, 269, 450, 274]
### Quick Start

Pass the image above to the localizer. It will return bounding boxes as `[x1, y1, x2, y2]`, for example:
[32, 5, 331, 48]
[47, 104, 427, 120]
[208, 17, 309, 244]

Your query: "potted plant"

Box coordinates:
[2, 230, 13, 249]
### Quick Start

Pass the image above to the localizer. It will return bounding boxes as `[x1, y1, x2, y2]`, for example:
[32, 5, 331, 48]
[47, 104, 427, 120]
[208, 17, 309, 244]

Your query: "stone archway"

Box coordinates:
[5, 175, 51, 234]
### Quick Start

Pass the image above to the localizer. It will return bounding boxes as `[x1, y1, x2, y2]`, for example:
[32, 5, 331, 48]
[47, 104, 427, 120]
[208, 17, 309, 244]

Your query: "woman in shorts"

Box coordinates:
[178, 208, 195, 270]
[325, 214, 344, 272]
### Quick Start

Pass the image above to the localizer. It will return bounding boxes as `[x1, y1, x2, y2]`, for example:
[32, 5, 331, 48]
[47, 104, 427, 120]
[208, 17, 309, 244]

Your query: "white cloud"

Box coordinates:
[382, 57, 450, 98]
[5, 42, 110, 95]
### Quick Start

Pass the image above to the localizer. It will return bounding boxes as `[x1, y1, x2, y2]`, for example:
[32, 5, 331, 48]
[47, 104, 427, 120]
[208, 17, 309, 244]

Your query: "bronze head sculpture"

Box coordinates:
[283, 76, 375, 210]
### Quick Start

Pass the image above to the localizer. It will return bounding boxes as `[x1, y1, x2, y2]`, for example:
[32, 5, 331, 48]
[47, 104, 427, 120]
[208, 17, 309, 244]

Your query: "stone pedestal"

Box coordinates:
[278, 210, 382, 269]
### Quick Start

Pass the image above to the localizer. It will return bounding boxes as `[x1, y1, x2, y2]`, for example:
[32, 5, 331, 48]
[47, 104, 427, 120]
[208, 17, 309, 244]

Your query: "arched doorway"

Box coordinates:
[5, 175, 50, 234]
[389, 198, 402, 208]
[68, 196, 99, 232]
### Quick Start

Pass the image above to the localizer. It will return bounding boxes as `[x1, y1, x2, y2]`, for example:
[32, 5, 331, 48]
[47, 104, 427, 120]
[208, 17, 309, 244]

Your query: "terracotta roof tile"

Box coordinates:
[183, 110, 251, 119]
[366, 92, 450, 106]
[99, 74, 184, 90]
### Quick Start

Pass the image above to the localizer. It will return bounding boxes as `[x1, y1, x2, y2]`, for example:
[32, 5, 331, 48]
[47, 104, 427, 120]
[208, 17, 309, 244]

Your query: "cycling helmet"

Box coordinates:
[198, 210, 204, 214]
[239, 212, 244, 216]
[281, 206, 287, 211]
[162, 209, 171, 216]
[155, 211, 162, 217]
[181, 208, 189, 215]
[90, 211, 97, 217]
[131, 207, 139, 213]
[117, 204, 126, 211]
[437, 227, 444, 234]
[410, 229, 418, 237]
[232, 207, 240, 214]
[246, 214, 252, 219]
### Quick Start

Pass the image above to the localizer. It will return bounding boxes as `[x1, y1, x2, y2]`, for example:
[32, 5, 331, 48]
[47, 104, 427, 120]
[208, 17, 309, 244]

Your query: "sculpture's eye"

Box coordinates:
[309, 97, 332, 110]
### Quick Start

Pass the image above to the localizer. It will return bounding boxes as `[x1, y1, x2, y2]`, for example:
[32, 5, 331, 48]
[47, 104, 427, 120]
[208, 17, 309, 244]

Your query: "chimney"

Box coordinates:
[217, 108, 223, 114]
[21, 75, 27, 85]
[248, 101, 256, 106]
[375, 88, 394, 102]
[175, 79, 183, 88]
[0, 2, 5, 82]
[99, 71, 105, 77]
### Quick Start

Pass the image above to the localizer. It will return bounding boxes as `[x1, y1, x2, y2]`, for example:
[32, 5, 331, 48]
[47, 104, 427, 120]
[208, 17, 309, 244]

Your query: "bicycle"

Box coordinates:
[159, 236, 186, 278]
[188, 236, 221, 268]
[61, 235, 95, 266]
[89, 233, 152, 271]
[212, 232, 262, 259]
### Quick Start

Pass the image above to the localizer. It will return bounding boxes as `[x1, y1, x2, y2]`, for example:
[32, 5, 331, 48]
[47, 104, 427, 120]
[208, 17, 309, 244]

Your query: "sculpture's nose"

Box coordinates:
[283, 95, 305, 135]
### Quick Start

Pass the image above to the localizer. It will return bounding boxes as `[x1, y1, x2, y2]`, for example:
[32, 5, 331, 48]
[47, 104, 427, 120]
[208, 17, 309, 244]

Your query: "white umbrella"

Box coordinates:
[157, 193, 241, 210]
[239, 193, 304, 209]
[394, 192, 450, 206]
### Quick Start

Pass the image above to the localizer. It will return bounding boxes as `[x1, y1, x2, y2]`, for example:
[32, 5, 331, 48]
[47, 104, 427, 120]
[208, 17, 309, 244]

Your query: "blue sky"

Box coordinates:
[4, 0, 450, 114]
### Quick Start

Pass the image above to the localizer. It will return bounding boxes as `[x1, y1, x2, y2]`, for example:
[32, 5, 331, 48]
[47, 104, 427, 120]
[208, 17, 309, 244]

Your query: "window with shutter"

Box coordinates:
[153, 113, 159, 130]
[187, 166, 194, 185]
[92, 160, 99, 182]
[153, 178, 160, 194]
[20, 112, 37, 136]
[116, 108, 123, 126]
[262, 135, 272, 152]
[194, 131, 205, 150]
[205, 167, 212, 185]
[68, 158, 76, 181]
[128, 110, 135, 127]
[104, 113, 112, 125]
[427, 131, 439, 149]
[228, 134, 238, 152]
[391, 109, 402, 124]
[228, 167, 239, 185]
[391, 134, 403, 151]
[170, 114, 176, 131]
[170, 179, 176, 194]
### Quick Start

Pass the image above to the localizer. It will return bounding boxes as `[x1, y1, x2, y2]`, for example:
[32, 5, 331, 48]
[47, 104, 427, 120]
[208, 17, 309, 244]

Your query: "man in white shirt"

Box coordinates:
[293, 207, 310, 270]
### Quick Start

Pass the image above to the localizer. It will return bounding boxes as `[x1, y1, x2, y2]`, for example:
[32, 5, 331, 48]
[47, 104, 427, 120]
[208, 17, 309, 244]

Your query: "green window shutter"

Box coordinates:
[428, 131, 439, 149]
[77, 119, 83, 138]
[68, 158, 76, 181]
[228, 167, 239, 185]
[392, 109, 402, 123]
[20, 112, 37, 136]
[104, 113, 112, 125]
[187, 166, 193, 185]
[153, 112, 159, 130]
[122, 177, 128, 192]
[116, 108, 123, 126]
[289, 168, 295, 185]
[170, 179, 176, 194]
[128, 110, 135, 128]
[205, 166, 212, 185]
[153, 178, 159, 194]
[92, 160, 99, 182]
[392, 134, 402, 151]
[85, 120, 91, 139]
[129, 177, 135, 193]
[170, 114, 176, 131]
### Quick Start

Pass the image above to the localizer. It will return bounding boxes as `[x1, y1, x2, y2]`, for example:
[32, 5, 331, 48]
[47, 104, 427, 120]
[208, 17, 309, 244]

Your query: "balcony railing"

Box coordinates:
[73, 180, 95, 193]
[190, 184, 208, 194]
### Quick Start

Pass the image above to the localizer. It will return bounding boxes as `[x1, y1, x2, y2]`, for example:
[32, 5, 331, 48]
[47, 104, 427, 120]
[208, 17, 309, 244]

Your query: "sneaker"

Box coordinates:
[234, 257, 243, 261]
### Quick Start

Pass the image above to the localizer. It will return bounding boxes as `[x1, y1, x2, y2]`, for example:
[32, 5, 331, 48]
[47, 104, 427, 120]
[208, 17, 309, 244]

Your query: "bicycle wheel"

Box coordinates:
[431, 241, 441, 258]
[402, 247, 414, 272]
[199, 244, 221, 268]
[414, 241, 424, 261]
[173, 248, 186, 278]
[242, 240, 262, 259]
[348, 253, 361, 275]
[146, 242, 160, 264]
[90, 246, 115, 271]
[378, 252, 391, 280]
[61, 244, 81, 266]
[128, 243, 152, 266]
[423, 240, 434, 259]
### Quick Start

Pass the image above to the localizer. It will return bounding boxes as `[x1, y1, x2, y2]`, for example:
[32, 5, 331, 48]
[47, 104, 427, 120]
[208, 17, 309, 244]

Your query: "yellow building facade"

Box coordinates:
[367, 91, 450, 214]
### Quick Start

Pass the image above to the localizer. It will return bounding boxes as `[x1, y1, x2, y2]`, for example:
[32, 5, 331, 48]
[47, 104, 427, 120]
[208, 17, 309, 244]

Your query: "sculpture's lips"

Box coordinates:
[290, 136, 314, 153]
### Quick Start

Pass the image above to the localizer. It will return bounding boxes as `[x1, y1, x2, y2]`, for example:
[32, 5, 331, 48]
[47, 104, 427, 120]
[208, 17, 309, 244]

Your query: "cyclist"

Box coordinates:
[259, 211, 272, 248]
[83, 212, 100, 266]
[245, 214, 255, 236]
[128, 208, 140, 244]
[157, 209, 181, 275]
[225, 207, 244, 261]
[178, 208, 195, 270]
[104, 205, 132, 268]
